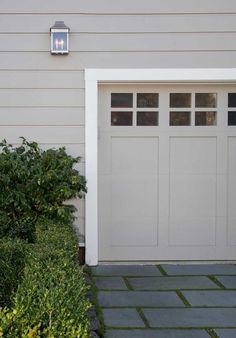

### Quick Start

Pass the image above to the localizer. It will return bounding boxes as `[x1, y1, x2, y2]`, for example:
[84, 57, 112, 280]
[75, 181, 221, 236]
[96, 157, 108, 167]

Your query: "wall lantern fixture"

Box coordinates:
[50, 21, 69, 55]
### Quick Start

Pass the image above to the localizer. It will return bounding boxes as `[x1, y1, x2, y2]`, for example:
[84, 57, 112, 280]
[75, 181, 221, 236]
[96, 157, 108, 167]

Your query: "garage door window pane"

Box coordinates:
[137, 111, 158, 126]
[228, 111, 236, 125]
[111, 111, 133, 126]
[137, 93, 159, 107]
[228, 93, 236, 107]
[195, 111, 216, 126]
[111, 93, 133, 107]
[195, 93, 217, 108]
[170, 93, 191, 108]
[170, 112, 191, 126]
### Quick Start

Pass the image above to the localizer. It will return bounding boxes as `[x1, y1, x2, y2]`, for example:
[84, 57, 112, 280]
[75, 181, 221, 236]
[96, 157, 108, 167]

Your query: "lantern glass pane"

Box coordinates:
[52, 32, 68, 52]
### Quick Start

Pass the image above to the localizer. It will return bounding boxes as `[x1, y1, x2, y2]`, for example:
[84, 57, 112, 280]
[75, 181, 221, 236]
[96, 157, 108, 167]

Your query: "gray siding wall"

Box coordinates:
[1, 0, 236, 236]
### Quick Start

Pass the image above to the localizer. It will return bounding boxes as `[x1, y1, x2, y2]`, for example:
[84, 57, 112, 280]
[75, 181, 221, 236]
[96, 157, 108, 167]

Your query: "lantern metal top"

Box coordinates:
[50, 21, 70, 31]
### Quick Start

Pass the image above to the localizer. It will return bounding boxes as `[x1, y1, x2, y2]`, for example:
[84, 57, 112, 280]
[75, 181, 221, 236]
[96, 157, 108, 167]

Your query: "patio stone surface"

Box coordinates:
[89, 264, 236, 337]
[91, 265, 161, 276]
[102, 309, 145, 328]
[95, 277, 128, 290]
[182, 290, 236, 306]
[143, 308, 236, 327]
[106, 329, 210, 338]
[162, 264, 236, 276]
[128, 276, 219, 290]
[98, 290, 184, 307]
[215, 276, 236, 289]
[215, 329, 236, 338]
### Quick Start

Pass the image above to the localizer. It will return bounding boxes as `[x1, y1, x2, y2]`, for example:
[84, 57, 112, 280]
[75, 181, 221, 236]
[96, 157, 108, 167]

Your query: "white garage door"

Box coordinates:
[98, 84, 236, 262]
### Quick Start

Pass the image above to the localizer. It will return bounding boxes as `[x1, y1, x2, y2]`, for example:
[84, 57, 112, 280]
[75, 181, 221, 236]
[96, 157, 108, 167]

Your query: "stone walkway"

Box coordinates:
[91, 264, 236, 338]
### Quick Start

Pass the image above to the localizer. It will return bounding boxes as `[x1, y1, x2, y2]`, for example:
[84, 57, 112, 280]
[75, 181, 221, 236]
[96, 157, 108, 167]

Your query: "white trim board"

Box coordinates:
[85, 68, 236, 266]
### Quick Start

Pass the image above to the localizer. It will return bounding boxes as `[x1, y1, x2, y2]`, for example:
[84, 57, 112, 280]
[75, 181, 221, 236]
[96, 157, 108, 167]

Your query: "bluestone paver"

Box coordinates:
[90, 265, 236, 335]
[182, 291, 236, 306]
[91, 265, 161, 276]
[95, 277, 128, 290]
[98, 291, 184, 307]
[215, 329, 236, 338]
[128, 276, 219, 290]
[106, 329, 210, 338]
[215, 276, 236, 289]
[102, 308, 145, 328]
[143, 308, 236, 327]
[162, 264, 236, 276]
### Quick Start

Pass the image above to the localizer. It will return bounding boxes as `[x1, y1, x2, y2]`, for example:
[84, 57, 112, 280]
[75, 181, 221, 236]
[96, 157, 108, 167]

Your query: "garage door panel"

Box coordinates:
[227, 219, 236, 246]
[227, 137, 236, 245]
[169, 135, 217, 248]
[112, 175, 158, 218]
[169, 217, 216, 246]
[228, 184, 236, 218]
[111, 217, 158, 247]
[98, 133, 112, 174]
[111, 137, 158, 174]
[170, 174, 217, 218]
[98, 85, 236, 261]
[228, 137, 236, 218]
[98, 174, 111, 218]
[170, 137, 217, 174]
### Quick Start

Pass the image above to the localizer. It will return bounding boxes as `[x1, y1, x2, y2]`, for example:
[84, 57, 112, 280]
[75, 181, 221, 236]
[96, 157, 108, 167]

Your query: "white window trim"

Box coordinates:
[85, 68, 236, 265]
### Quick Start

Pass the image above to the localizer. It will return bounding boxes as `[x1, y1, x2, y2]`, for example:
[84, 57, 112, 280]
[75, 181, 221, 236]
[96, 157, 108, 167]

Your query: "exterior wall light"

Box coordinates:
[50, 21, 69, 55]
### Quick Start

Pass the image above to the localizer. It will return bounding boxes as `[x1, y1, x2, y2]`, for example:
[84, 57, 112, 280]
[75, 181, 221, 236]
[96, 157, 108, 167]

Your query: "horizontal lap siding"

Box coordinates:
[0, 126, 84, 143]
[1, 0, 236, 237]
[0, 0, 236, 13]
[2, 33, 236, 52]
[0, 107, 84, 125]
[1, 52, 236, 69]
[1, 14, 236, 33]
[0, 89, 84, 106]
[0, 71, 84, 88]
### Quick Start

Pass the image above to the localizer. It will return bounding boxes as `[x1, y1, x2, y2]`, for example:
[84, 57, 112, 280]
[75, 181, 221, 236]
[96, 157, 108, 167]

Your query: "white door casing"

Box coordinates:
[85, 68, 236, 265]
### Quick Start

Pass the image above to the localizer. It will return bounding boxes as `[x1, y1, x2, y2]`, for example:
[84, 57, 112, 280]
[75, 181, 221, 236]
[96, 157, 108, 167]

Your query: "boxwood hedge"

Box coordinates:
[0, 221, 91, 338]
[0, 239, 25, 308]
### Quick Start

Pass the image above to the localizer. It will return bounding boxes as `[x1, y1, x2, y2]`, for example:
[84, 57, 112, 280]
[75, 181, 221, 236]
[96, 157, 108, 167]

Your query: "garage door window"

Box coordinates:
[169, 93, 191, 126]
[111, 92, 219, 127]
[170, 93, 191, 108]
[195, 93, 217, 126]
[228, 93, 236, 125]
[111, 92, 159, 126]
[137, 93, 159, 107]
[170, 111, 191, 126]
[169, 92, 217, 126]
[111, 93, 133, 107]
[195, 93, 217, 108]
[137, 111, 158, 126]
[111, 111, 133, 126]
[195, 111, 217, 126]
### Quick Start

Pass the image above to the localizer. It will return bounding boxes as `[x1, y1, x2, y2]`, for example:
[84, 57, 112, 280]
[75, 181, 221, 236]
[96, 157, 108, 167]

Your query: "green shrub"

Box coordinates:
[0, 138, 86, 242]
[0, 239, 25, 307]
[0, 221, 91, 337]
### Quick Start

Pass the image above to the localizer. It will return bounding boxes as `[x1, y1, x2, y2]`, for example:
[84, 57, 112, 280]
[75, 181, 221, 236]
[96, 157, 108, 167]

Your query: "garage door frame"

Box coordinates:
[85, 68, 236, 265]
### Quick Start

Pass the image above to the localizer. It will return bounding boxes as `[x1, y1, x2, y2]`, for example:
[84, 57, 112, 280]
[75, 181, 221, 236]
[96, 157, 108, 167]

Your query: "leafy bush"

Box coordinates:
[0, 138, 86, 242]
[0, 239, 25, 307]
[0, 221, 91, 337]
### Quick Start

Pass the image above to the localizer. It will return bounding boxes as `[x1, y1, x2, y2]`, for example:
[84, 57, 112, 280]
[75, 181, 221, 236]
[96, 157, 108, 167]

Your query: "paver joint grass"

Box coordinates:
[136, 307, 150, 328]
[123, 277, 133, 290]
[208, 275, 226, 289]
[206, 329, 219, 338]
[176, 290, 192, 307]
[157, 265, 168, 276]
